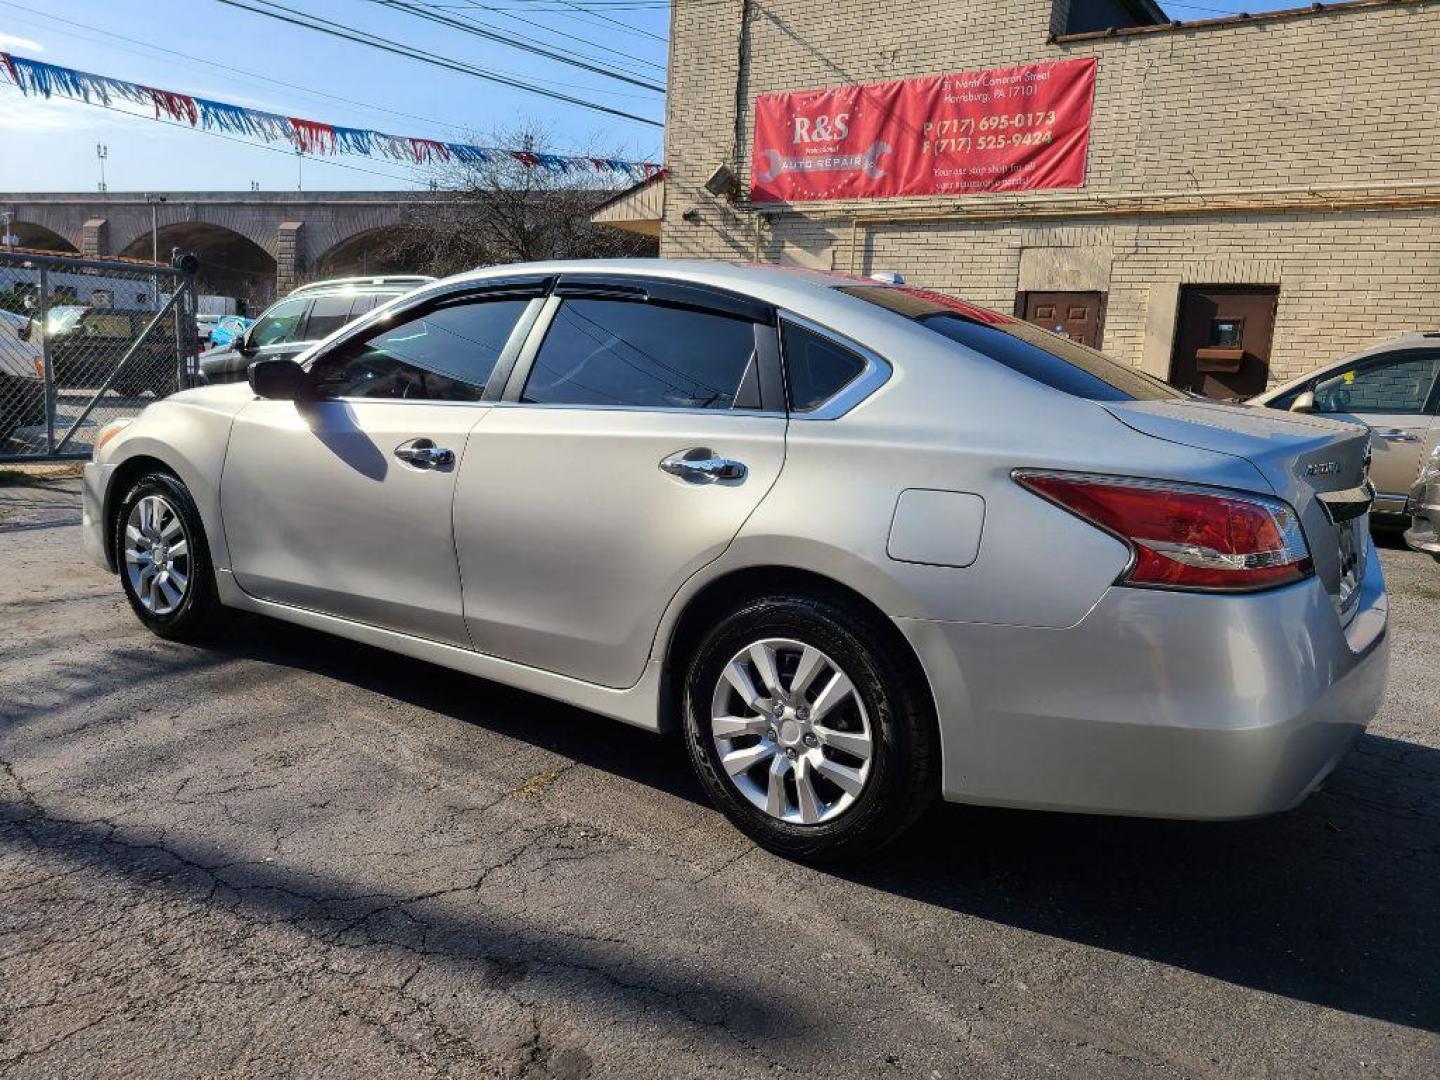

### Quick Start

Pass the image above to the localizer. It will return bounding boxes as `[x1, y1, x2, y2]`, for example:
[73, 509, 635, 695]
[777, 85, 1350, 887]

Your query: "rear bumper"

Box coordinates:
[81, 461, 116, 572]
[899, 550, 1389, 819]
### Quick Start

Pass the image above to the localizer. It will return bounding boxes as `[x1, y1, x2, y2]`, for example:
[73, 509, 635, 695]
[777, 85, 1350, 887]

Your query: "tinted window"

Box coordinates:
[523, 299, 757, 410]
[310, 298, 528, 401]
[249, 297, 310, 348]
[836, 285, 1184, 402]
[303, 294, 358, 341]
[1312, 354, 1440, 414]
[348, 293, 387, 318]
[782, 323, 865, 411]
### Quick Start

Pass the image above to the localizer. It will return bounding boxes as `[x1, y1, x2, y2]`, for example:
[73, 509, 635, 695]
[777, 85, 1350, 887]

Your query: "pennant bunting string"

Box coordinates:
[0, 51, 660, 182]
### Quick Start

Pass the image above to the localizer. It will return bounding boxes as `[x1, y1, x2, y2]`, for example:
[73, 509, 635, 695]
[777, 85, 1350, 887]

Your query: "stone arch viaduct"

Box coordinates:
[1, 191, 454, 301]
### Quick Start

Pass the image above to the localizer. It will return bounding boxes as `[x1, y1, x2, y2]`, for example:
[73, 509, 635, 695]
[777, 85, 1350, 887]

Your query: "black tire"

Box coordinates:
[113, 470, 223, 641]
[682, 593, 938, 862]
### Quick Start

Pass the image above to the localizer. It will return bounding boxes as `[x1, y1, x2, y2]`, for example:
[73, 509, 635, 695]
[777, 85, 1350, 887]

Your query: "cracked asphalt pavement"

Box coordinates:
[1, 474, 1438, 1078]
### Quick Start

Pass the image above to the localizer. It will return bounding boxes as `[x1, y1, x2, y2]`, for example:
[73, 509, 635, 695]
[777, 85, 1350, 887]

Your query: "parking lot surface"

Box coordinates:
[1, 474, 1437, 1078]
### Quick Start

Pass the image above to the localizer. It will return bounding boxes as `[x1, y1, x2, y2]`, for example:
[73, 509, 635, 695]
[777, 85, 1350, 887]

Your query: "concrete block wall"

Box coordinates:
[662, 0, 1440, 384]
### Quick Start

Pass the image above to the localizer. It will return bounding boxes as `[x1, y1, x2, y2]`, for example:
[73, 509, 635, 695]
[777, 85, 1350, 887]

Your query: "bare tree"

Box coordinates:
[384, 122, 657, 277]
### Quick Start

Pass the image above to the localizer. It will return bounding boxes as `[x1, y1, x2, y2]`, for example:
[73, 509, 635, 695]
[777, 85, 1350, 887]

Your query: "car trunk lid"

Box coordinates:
[1103, 398, 1373, 618]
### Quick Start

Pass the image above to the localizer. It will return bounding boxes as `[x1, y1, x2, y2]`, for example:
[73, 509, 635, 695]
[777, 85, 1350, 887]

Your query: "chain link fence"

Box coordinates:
[0, 249, 199, 462]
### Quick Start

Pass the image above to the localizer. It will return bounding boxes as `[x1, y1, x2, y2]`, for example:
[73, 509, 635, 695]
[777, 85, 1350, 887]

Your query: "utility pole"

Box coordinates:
[144, 193, 167, 304]
[0, 210, 14, 249]
[296, 148, 304, 192]
[96, 144, 108, 192]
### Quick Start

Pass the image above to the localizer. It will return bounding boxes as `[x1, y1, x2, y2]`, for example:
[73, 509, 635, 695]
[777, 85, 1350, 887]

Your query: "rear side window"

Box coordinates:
[303, 294, 356, 341]
[782, 323, 865, 411]
[310, 298, 529, 401]
[523, 299, 758, 410]
[836, 285, 1184, 402]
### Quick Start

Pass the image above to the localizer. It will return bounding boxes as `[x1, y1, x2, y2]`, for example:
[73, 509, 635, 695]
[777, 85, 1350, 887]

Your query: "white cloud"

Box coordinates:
[0, 89, 134, 132]
[0, 31, 44, 52]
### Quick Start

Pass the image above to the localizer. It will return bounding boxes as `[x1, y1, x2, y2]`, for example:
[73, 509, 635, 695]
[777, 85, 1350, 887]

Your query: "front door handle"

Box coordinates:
[659, 448, 748, 484]
[1374, 428, 1422, 443]
[394, 438, 455, 469]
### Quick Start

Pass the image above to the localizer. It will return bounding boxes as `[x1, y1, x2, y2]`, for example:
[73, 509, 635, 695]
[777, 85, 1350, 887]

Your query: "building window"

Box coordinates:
[1054, 0, 1168, 36]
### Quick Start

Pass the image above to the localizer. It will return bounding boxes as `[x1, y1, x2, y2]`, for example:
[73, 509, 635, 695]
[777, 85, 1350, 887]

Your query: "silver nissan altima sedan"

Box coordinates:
[82, 260, 1390, 860]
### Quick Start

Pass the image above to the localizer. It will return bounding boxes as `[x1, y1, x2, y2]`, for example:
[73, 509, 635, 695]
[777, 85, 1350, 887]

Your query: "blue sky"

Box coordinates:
[0, 0, 1297, 192]
[0, 0, 669, 191]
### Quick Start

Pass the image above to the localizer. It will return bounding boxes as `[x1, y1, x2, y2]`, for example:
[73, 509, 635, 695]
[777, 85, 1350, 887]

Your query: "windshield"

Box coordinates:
[835, 286, 1184, 402]
[43, 305, 87, 337]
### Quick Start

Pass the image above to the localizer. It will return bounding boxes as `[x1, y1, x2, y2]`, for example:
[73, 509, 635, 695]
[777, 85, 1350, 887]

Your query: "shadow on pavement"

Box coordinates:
[52, 608, 1440, 1037]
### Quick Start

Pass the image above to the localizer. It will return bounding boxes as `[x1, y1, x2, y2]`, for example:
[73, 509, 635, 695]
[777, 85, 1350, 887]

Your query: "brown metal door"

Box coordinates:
[1169, 285, 1279, 399]
[1020, 292, 1105, 348]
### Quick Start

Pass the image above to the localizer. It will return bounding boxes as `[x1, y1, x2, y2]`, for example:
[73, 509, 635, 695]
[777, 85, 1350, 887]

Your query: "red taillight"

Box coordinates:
[1016, 472, 1313, 592]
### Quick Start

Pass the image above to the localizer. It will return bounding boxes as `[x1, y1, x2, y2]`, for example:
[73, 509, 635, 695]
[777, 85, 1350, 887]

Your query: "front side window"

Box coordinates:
[309, 297, 529, 401]
[522, 299, 758, 410]
[1312, 354, 1440, 415]
[248, 297, 310, 348]
[837, 285, 1184, 402]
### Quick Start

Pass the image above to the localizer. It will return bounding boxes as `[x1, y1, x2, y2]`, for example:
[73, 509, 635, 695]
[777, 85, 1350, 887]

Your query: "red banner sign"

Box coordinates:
[751, 57, 1097, 203]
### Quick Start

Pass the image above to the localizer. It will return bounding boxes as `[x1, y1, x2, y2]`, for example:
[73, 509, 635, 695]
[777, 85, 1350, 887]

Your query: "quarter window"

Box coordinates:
[248, 297, 310, 348]
[1312, 354, 1440, 414]
[309, 298, 529, 401]
[522, 299, 758, 410]
[782, 322, 866, 411]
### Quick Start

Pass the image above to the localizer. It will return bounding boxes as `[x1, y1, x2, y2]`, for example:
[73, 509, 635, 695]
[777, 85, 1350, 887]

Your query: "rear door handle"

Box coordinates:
[394, 438, 455, 468]
[1374, 428, 1422, 442]
[659, 449, 748, 484]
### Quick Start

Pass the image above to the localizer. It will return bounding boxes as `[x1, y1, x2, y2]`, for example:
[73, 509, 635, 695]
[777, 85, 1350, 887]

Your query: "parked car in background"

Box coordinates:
[1252, 333, 1440, 521]
[19, 304, 177, 398]
[1404, 443, 1440, 561]
[207, 315, 253, 350]
[198, 276, 433, 384]
[84, 261, 1388, 860]
[0, 308, 45, 445]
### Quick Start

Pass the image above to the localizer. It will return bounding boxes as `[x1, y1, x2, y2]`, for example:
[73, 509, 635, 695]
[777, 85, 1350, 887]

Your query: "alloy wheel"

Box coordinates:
[123, 494, 191, 616]
[709, 637, 874, 825]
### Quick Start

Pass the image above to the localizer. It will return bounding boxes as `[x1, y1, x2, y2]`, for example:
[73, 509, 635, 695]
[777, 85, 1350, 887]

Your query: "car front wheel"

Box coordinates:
[114, 471, 223, 641]
[682, 593, 938, 861]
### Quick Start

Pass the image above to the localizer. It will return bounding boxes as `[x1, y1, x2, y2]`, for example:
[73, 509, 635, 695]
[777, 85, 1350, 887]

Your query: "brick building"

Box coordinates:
[625, 0, 1440, 396]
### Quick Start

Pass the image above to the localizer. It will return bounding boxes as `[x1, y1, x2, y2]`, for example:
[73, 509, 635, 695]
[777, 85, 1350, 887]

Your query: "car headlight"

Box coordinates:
[93, 417, 133, 459]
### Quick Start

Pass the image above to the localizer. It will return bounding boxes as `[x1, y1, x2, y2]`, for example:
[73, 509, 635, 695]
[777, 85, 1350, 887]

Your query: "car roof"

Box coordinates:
[288, 275, 436, 297]
[431, 258, 918, 332]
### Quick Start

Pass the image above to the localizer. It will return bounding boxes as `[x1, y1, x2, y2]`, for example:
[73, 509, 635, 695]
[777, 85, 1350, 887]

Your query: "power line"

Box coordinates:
[210, 0, 664, 127]
[545, 0, 668, 44]
[369, 0, 665, 87]
[405, 0, 665, 73]
[0, 0, 661, 118]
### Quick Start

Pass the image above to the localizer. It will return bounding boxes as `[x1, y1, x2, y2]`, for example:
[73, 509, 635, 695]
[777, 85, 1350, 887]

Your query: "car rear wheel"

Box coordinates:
[682, 594, 938, 861]
[114, 471, 223, 641]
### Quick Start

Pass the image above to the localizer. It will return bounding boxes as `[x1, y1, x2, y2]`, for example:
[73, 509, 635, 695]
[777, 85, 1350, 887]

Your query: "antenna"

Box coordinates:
[96, 144, 109, 192]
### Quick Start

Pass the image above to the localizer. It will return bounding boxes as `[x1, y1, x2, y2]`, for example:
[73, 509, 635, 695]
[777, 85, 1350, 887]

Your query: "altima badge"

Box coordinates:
[1306, 461, 1342, 477]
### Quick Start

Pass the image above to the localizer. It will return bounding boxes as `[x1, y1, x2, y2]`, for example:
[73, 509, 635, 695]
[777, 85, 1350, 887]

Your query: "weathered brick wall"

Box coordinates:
[662, 0, 1440, 384]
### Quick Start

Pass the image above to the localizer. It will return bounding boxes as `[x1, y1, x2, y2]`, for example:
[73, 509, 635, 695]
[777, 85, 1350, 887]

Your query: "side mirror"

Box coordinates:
[248, 358, 307, 400]
[234, 329, 254, 356]
[1289, 390, 1316, 414]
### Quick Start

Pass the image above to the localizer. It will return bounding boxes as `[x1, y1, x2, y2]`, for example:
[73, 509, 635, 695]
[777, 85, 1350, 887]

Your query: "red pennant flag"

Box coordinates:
[290, 118, 336, 155]
[407, 138, 451, 165]
[147, 87, 198, 125]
